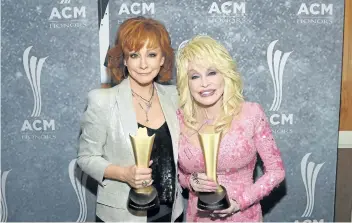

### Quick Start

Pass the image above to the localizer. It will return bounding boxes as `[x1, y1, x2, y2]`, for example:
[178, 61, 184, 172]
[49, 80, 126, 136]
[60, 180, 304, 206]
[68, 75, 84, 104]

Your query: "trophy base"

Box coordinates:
[127, 186, 160, 211]
[197, 185, 230, 211]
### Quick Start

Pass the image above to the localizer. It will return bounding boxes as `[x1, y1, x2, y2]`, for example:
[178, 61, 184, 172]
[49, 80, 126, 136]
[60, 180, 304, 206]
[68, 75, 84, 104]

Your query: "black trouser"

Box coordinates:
[95, 216, 103, 222]
[96, 211, 183, 222]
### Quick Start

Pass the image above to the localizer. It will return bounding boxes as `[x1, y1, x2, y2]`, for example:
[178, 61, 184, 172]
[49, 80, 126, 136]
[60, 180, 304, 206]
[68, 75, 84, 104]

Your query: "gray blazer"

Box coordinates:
[77, 78, 184, 222]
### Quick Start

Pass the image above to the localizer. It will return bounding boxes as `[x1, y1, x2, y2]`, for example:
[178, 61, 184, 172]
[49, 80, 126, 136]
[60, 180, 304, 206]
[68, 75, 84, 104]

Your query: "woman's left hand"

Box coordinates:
[211, 199, 240, 218]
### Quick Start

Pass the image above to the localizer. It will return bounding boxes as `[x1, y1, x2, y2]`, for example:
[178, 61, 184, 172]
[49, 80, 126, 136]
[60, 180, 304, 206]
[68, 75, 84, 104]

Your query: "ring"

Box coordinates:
[142, 180, 148, 187]
[191, 173, 199, 184]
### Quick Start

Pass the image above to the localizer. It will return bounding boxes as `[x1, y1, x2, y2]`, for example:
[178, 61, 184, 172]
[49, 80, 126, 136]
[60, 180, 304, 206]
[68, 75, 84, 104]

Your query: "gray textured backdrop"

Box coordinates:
[1, 0, 344, 222]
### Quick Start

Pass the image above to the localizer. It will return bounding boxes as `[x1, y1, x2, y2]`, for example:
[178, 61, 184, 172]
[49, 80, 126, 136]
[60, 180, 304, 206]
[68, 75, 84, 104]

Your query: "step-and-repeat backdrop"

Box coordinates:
[1, 0, 344, 221]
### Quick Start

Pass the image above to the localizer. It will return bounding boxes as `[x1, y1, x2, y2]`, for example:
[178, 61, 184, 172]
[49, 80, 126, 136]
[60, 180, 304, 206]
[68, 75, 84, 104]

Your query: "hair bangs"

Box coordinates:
[123, 24, 161, 53]
[182, 40, 231, 73]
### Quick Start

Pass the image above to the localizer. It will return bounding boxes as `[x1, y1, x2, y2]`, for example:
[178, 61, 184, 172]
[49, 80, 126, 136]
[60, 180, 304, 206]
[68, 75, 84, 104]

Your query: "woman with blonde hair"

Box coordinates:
[77, 17, 183, 222]
[176, 35, 285, 222]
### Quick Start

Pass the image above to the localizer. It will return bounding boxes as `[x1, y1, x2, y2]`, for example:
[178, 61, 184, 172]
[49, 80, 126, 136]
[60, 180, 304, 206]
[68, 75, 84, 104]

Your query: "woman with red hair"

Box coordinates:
[77, 17, 183, 222]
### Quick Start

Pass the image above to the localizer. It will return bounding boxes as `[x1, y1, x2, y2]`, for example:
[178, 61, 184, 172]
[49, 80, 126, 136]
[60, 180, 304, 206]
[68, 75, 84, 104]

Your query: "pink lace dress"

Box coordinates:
[177, 102, 285, 222]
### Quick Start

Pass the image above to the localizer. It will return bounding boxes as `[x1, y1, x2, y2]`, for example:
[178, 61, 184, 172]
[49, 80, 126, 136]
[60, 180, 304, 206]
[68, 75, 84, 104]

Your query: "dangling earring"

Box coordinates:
[123, 66, 128, 78]
[191, 97, 196, 117]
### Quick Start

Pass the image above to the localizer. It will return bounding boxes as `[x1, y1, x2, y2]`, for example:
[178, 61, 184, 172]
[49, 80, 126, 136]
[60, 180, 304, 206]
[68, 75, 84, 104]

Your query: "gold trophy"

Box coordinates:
[127, 127, 159, 211]
[197, 126, 230, 211]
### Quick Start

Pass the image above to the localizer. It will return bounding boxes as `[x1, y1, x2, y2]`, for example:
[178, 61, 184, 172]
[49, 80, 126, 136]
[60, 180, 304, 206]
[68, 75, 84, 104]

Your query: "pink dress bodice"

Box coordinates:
[177, 102, 285, 222]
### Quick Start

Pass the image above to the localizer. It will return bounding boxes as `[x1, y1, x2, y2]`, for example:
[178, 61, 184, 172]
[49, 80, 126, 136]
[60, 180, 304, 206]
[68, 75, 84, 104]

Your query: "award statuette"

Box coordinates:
[127, 127, 159, 211]
[197, 127, 230, 211]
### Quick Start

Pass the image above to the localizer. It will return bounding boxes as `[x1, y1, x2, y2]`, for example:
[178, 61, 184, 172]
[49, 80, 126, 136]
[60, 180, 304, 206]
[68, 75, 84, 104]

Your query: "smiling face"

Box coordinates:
[187, 61, 225, 108]
[124, 40, 165, 85]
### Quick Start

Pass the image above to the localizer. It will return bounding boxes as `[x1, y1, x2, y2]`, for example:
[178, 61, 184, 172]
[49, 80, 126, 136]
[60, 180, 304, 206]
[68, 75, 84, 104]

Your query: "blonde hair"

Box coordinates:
[176, 35, 244, 133]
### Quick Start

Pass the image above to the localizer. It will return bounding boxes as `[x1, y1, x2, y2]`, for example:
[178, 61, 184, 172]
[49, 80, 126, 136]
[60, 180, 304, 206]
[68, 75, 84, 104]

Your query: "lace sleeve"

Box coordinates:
[232, 103, 285, 211]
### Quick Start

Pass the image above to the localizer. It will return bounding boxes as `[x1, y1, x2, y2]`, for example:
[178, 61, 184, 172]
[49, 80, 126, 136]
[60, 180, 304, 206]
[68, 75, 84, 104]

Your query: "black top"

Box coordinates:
[137, 122, 176, 207]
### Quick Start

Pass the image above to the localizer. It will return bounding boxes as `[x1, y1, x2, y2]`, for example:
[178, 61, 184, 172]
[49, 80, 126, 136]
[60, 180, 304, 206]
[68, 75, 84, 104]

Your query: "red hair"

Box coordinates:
[107, 16, 174, 84]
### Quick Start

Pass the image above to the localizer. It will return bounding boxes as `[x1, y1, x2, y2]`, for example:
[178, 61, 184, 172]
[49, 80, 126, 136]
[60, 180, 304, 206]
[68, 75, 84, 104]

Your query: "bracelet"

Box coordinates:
[189, 173, 196, 192]
[231, 199, 240, 214]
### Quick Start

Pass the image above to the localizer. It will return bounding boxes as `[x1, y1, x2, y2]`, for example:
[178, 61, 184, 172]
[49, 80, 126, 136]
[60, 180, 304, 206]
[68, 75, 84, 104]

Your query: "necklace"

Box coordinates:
[131, 86, 154, 109]
[188, 109, 215, 137]
[204, 108, 216, 124]
[131, 86, 155, 122]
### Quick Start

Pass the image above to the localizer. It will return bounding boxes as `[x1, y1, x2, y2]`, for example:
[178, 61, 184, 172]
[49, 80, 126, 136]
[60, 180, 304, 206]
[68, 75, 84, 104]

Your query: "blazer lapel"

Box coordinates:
[115, 80, 179, 164]
[156, 84, 179, 164]
[115, 78, 137, 159]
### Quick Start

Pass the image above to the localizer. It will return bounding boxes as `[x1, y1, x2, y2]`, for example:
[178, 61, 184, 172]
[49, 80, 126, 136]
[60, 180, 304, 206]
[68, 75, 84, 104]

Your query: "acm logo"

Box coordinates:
[1, 170, 11, 222]
[296, 3, 333, 25]
[266, 40, 294, 128]
[49, 0, 86, 20]
[69, 159, 88, 222]
[118, 3, 155, 15]
[48, 0, 87, 28]
[208, 1, 245, 15]
[294, 220, 324, 223]
[20, 47, 56, 140]
[207, 1, 247, 24]
[294, 153, 325, 223]
[297, 3, 333, 16]
[49, 6, 85, 20]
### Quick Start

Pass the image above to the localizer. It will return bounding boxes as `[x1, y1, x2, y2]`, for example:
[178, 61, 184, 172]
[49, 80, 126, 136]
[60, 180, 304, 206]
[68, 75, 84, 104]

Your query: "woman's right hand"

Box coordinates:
[123, 161, 153, 189]
[189, 173, 218, 192]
